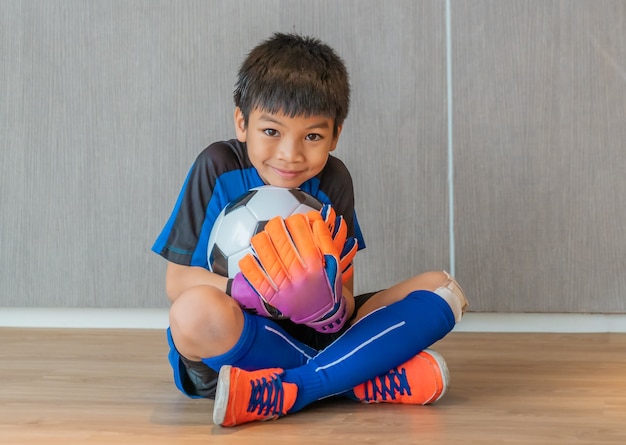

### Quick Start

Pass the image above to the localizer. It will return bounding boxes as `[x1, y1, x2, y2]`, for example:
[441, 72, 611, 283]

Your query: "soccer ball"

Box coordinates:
[207, 185, 322, 278]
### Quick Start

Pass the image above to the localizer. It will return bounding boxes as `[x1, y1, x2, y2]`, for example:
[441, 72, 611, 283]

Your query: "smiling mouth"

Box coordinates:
[273, 167, 301, 178]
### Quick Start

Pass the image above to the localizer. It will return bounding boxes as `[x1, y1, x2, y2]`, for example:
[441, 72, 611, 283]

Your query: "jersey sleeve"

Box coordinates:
[151, 140, 264, 268]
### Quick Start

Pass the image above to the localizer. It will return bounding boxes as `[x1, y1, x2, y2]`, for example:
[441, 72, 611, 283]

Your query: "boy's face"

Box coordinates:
[235, 107, 342, 188]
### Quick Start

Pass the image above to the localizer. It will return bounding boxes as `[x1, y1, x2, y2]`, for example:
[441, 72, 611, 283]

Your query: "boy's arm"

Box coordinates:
[166, 252, 356, 321]
[165, 262, 229, 303]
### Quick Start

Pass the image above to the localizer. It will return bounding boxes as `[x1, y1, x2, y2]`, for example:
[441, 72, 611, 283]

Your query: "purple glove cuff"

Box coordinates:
[230, 273, 276, 318]
[303, 296, 348, 333]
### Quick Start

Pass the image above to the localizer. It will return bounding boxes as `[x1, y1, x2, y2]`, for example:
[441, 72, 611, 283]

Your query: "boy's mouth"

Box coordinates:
[272, 167, 302, 179]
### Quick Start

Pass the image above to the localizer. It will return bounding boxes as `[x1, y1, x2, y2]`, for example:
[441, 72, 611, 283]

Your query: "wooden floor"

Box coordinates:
[1, 328, 625, 444]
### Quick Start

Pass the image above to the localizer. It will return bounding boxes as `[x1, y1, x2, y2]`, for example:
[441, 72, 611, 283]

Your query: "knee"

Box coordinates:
[408, 270, 452, 290]
[169, 285, 244, 359]
[430, 271, 468, 323]
[401, 271, 468, 323]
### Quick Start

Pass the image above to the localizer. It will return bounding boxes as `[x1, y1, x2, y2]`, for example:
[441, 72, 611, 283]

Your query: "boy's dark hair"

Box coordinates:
[234, 33, 350, 134]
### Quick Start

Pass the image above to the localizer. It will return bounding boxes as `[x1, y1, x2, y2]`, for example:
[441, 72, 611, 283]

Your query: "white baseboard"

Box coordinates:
[453, 312, 626, 333]
[1, 308, 625, 333]
[0, 308, 170, 329]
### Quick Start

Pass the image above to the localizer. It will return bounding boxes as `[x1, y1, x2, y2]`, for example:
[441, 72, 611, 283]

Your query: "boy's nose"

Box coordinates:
[277, 139, 303, 161]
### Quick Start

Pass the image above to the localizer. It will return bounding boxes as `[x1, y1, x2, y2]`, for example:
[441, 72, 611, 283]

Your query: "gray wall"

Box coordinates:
[1, 1, 624, 312]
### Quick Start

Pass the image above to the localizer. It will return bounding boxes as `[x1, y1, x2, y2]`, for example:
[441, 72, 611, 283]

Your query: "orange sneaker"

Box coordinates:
[213, 366, 298, 427]
[353, 349, 449, 405]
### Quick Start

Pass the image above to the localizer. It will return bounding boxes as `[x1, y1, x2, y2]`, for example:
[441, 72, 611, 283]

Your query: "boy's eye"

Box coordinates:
[305, 133, 322, 141]
[263, 128, 279, 137]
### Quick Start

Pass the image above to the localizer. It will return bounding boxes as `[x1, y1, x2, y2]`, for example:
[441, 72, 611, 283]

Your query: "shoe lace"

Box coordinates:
[248, 374, 284, 417]
[363, 366, 412, 402]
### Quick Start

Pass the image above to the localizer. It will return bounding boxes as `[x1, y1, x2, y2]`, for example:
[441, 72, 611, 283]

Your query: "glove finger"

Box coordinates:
[263, 216, 308, 276]
[319, 204, 334, 222]
[316, 206, 348, 253]
[311, 219, 340, 258]
[339, 237, 358, 284]
[306, 208, 323, 224]
[283, 214, 323, 272]
[307, 205, 336, 237]
[249, 227, 291, 290]
[238, 253, 278, 297]
[340, 236, 358, 264]
[320, 204, 337, 234]
[331, 215, 348, 254]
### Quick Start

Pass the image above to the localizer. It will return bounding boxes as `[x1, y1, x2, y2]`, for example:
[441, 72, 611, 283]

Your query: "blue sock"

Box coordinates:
[201, 311, 317, 372]
[282, 290, 455, 413]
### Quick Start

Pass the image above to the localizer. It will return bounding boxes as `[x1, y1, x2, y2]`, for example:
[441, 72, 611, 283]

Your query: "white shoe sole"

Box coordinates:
[212, 365, 233, 425]
[422, 348, 450, 404]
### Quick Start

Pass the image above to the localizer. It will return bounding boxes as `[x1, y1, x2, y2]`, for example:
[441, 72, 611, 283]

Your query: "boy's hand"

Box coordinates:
[228, 271, 285, 319]
[234, 213, 348, 333]
[307, 205, 358, 284]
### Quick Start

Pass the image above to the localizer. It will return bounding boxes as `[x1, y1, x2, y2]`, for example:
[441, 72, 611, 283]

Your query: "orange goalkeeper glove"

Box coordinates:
[233, 212, 352, 333]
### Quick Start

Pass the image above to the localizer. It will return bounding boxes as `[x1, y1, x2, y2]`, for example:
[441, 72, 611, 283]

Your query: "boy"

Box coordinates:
[152, 32, 468, 427]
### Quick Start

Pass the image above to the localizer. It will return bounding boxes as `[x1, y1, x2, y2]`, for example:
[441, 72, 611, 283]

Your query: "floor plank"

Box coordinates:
[1, 328, 625, 444]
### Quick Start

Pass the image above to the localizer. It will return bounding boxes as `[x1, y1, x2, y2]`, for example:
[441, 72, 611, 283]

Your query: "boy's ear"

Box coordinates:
[234, 107, 247, 142]
[330, 125, 343, 151]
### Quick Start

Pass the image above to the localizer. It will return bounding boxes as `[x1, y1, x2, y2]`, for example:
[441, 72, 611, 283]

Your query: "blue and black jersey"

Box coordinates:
[152, 139, 365, 269]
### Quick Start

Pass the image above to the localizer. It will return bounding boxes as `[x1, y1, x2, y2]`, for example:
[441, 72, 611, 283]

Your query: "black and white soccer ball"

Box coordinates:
[207, 185, 322, 278]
